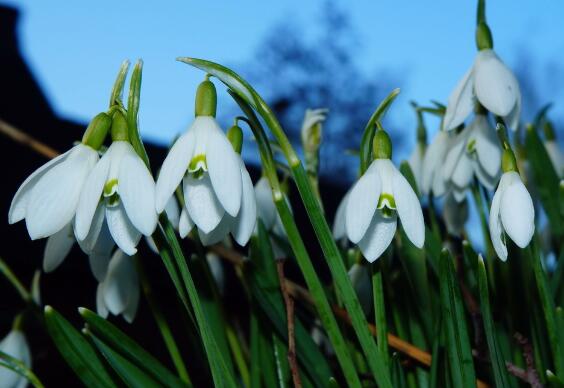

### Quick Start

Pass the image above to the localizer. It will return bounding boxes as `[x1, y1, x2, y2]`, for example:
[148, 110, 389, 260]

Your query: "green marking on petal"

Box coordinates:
[377, 193, 396, 212]
[106, 192, 120, 207]
[466, 139, 476, 154]
[103, 179, 118, 197]
[188, 154, 207, 176]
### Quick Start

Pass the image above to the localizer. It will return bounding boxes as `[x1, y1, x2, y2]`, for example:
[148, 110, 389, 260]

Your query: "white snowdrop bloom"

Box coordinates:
[444, 49, 520, 131]
[9, 143, 99, 240]
[0, 329, 31, 388]
[332, 189, 350, 242]
[442, 192, 469, 236]
[206, 253, 225, 294]
[489, 151, 535, 261]
[443, 114, 501, 198]
[348, 263, 372, 315]
[97, 249, 140, 323]
[545, 140, 564, 177]
[345, 131, 425, 262]
[75, 140, 157, 256]
[408, 143, 425, 190]
[421, 130, 452, 197]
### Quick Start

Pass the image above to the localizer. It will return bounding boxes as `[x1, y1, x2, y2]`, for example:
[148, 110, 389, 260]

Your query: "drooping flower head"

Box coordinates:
[0, 328, 31, 388]
[345, 128, 425, 262]
[489, 147, 535, 261]
[9, 113, 111, 240]
[75, 111, 158, 256]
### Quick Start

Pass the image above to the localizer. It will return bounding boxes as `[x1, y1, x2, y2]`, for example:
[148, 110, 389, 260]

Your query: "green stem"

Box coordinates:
[226, 324, 250, 387]
[372, 263, 389, 370]
[0, 257, 31, 302]
[137, 259, 191, 384]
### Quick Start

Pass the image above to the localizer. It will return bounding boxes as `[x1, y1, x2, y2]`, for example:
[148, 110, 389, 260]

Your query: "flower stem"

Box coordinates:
[0, 257, 31, 302]
[372, 262, 389, 370]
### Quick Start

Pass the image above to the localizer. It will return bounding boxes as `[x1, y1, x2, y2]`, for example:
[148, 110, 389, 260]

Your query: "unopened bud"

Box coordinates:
[227, 124, 243, 154]
[82, 112, 111, 150]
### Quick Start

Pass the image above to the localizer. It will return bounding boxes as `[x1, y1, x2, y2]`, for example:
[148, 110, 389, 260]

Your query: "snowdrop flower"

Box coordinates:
[96, 249, 140, 323]
[177, 123, 256, 247]
[75, 112, 157, 256]
[421, 130, 452, 197]
[156, 79, 253, 245]
[443, 19, 520, 131]
[9, 113, 111, 240]
[0, 329, 31, 388]
[489, 148, 535, 261]
[443, 114, 502, 199]
[332, 189, 350, 242]
[345, 129, 425, 262]
[442, 192, 469, 236]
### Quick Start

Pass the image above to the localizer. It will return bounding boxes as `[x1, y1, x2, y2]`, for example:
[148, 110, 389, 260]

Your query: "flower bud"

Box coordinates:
[227, 124, 243, 154]
[372, 127, 392, 159]
[501, 148, 518, 173]
[110, 111, 129, 142]
[476, 22, 493, 51]
[82, 112, 111, 150]
[195, 77, 217, 117]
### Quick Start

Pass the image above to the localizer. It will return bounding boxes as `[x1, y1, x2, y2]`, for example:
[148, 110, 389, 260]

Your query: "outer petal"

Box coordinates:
[205, 119, 242, 217]
[500, 172, 535, 248]
[345, 162, 381, 243]
[408, 144, 425, 188]
[43, 222, 75, 273]
[26, 145, 98, 239]
[473, 159, 499, 191]
[473, 115, 501, 178]
[451, 152, 474, 190]
[96, 283, 109, 318]
[165, 197, 181, 230]
[474, 49, 519, 117]
[0, 330, 31, 388]
[206, 253, 225, 294]
[443, 68, 475, 130]
[231, 162, 257, 246]
[358, 211, 397, 262]
[184, 174, 225, 234]
[546, 141, 564, 177]
[255, 177, 277, 230]
[489, 176, 509, 260]
[505, 84, 521, 131]
[88, 222, 114, 282]
[9, 148, 70, 224]
[179, 208, 194, 238]
[106, 203, 141, 256]
[122, 276, 140, 323]
[443, 128, 470, 181]
[332, 190, 350, 240]
[103, 250, 137, 315]
[75, 150, 111, 240]
[76, 202, 105, 254]
[422, 131, 449, 195]
[119, 148, 158, 236]
[155, 129, 196, 213]
[198, 217, 232, 246]
[393, 169, 425, 248]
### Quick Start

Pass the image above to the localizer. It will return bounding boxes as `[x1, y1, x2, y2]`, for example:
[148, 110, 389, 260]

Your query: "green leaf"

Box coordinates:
[439, 250, 476, 388]
[525, 125, 562, 239]
[127, 59, 151, 168]
[476, 256, 511, 388]
[0, 349, 45, 388]
[44, 306, 116, 388]
[399, 160, 420, 197]
[109, 60, 130, 108]
[79, 308, 188, 388]
[390, 353, 407, 388]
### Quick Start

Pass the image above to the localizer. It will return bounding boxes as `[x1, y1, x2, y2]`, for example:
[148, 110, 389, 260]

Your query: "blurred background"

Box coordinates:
[0, 0, 563, 385]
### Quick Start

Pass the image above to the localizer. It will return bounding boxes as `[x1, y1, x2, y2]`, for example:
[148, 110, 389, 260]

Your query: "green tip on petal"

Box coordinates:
[110, 110, 130, 142]
[227, 124, 244, 154]
[372, 126, 392, 159]
[195, 77, 217, 117]
[501, 148, 518, 173]
[476, 22, 493, 50]
[82, 112, 112, 150]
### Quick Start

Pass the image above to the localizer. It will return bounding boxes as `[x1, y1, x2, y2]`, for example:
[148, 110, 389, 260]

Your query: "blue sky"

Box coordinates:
[3, 0, 564, 163]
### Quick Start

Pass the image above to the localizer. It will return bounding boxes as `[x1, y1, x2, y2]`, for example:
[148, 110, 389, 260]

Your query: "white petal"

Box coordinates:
[76, 202, 105, 254]
[179, 208, 194, 238]
[26, 145, 98, 240]
[106, 203, 141, 256]
[345, 162, 381, 243]
[443, 128, 470, 181]
[9, 149, 70, 224]
[408, 144, 425, 188]
[453, 187, 468, 202]
[0, 330, 30, 388]
[473, 115, 501, 178]
[255, 177, 277, 230]
[155, 129, 196, 213]
[473, 159, 499, 191]
[443, 193, 468, 236]
[184, 174, 225, 234]
[358, 211, 397, 262]
[164, 197, 181, 230]
[443, 68, 475, 130]
[505, 85, 521, 131]
[546, 141, 564, 177]
[122, 276, 140, 323]
[88, 223, 114, 282]
[205, 119, 242, 217]
[43, 222, 75, 273]
[451, 152, 474, 189]
[75, 149, 111, 240]
[231, 161, 257, 246]
[103, 250, 137, 315]
[500, 172, 535, 248]
[393, 169, 425, 248]
[198, 216, 232, 246]
[474, 49, 519, 117]
[422, 131, 449, 195]
[206, 253, 225, 294]
[96, 283, 109, 318]
[332, 190, 350, 240]
[489, 176, 508, 260]
[118, 148, 158, 236]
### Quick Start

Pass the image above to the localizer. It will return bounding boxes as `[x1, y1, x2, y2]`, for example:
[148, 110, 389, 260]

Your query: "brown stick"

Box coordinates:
[276, 260, 302, 388]
[0, 118, 60, 159]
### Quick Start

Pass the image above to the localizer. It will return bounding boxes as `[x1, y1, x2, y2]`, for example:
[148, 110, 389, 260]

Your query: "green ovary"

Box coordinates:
[188, 154, 207, 179]
[377, 193, 396, 218]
